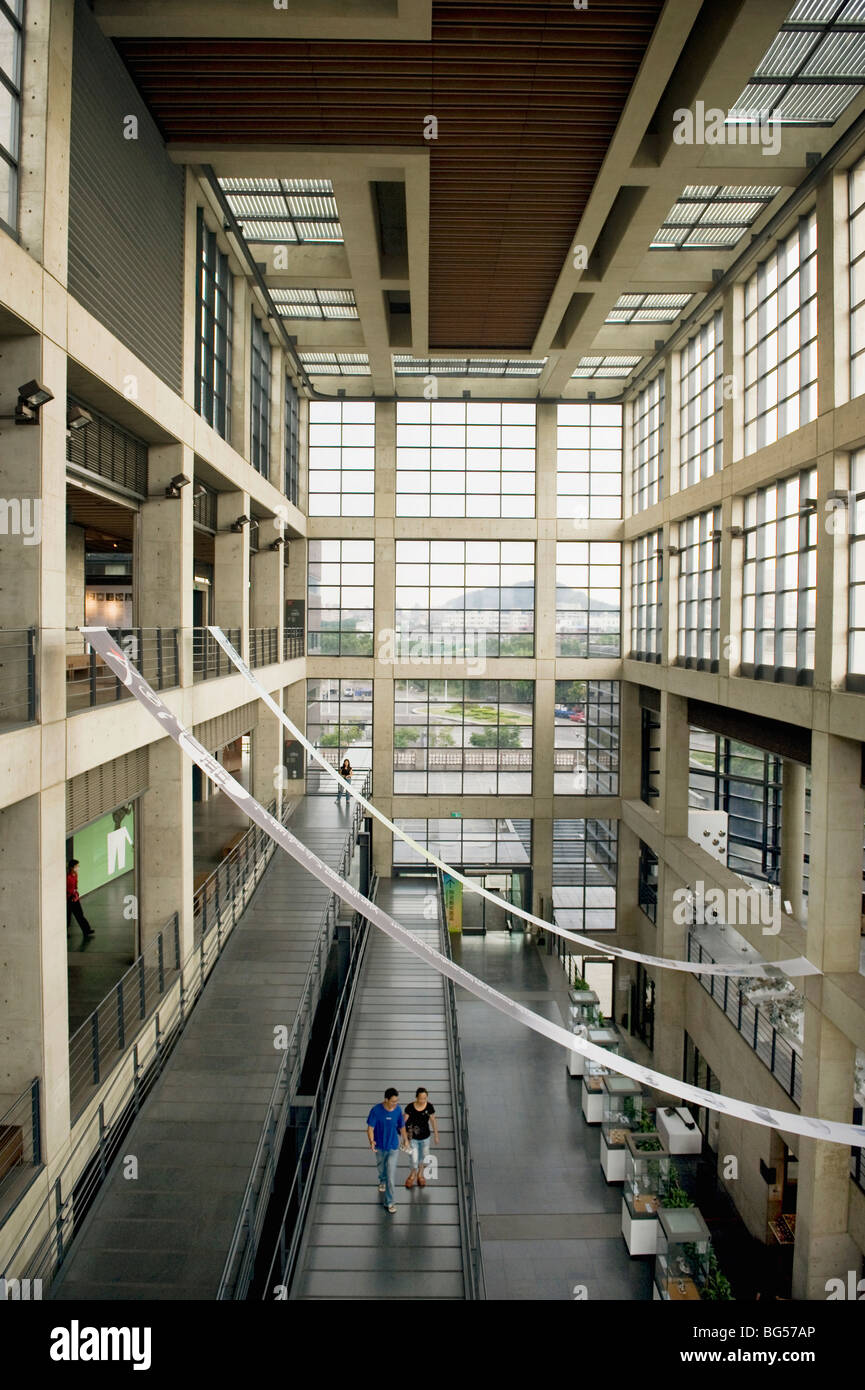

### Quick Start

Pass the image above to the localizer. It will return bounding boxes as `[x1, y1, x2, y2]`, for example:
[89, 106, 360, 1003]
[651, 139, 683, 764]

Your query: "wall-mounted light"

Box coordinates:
[231, 514, 250, 532]
[666, 544, 681, 556]
[728, 525, 744, 538]
[165, 473, 191, 499]
[269, 536, 285, 551]
[193, 484, 207, 499]
[0, 380, 55, 426]
[67, 404, 93, 433]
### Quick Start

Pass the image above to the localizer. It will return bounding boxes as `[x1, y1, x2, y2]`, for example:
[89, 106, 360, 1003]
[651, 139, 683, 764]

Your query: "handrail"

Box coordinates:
[217, 775, 371, 1300]
[437, 870, 486, 1300]
[0, 1079, 41, 1224]
[687, 932, 801, 1105]
[1, 799, 297, 1284]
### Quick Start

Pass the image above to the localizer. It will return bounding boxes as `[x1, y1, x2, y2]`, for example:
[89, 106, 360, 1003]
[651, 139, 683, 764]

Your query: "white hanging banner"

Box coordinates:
[206, 625, 819, 983]
[79, 626, 864, 1151]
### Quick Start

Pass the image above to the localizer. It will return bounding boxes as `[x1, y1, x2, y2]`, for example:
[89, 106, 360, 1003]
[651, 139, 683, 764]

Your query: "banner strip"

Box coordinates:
[206, 625, 818, 983]
[80, 626, 864, 1151]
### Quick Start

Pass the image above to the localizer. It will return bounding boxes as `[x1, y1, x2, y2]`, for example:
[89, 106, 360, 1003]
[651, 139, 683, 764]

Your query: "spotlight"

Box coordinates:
[18, 380, 54, 409]
[0, 380, 55, 425]
[269, 536, 285, 551]
[231, 514, 250, 532]
[67, 404, 93, 432]
[165, 473, 191, 499]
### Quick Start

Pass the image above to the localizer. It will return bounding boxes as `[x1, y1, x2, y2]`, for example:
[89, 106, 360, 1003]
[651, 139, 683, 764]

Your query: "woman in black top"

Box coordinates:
[404, 1087, 439, 1189]
[335, 758, 352, 805]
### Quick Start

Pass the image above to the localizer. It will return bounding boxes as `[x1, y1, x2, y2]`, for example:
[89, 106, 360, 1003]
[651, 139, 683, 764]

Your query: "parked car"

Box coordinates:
[554, 705, 571, 719]
[569, 709, 585, 722]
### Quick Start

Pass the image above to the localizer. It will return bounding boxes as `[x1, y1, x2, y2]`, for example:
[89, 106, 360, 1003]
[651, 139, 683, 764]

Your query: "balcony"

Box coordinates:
[66, 629, 179, 713]
[0, 628, 36, 729]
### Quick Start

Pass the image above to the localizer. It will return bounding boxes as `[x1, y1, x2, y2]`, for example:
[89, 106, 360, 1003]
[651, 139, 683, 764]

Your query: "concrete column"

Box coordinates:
[792, 1007, 859, 1299]
[372, 401, 396, 830]
[250, 543, 284, 655]
[138, 444, 194, 685]
[532, 815, 553, 925]
[780, 758, 806, 922]
[252, 689, 283, 813]
[652, 859, 687, 1079]
[283, 676, 307, 801]
[657, 690, 690, 840]
[138, 740, 194, 958]
[0, 790, 70, 1164]
[18, 0, 74, 284]
[214, 490, 250, 660]
[806, 732, 864, 975]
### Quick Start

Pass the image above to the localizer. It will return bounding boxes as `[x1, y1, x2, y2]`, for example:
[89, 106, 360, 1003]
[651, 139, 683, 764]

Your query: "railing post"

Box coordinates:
[174, 913, 181, 970]
[90, 1012, 100, 1085]
[157, 932, 165, 995]
[770, 1028, 777, 1074]
[790, 1049, 796, 1101]
[28, 627, 36, 722]
[753, 1005, 759, 1051]
[54, 1178, 65, 1264]
[116, 979, 125, 1050]
[156, 627, 164, 688]
[138, 953, 146, 1019]
[31, 1077, 41, 1165]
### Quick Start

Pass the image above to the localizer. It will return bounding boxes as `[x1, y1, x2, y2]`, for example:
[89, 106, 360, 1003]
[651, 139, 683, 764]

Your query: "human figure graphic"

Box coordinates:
[107, 824, 133, 874]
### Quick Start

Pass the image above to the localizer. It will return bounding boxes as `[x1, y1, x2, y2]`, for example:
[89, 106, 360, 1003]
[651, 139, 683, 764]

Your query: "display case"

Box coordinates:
[599, 1077, 645, 1182]
[656, 1105, 702, 1154]
[580, 1027, 619, 1123]
[653, 1207, 710, 1301]
[566, 989, 600, 1077]
[621, 1132, 671, 1255]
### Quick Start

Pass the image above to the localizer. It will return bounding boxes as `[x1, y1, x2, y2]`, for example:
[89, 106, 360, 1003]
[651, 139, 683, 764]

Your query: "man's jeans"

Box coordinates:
[375, 1147, 399, 1206]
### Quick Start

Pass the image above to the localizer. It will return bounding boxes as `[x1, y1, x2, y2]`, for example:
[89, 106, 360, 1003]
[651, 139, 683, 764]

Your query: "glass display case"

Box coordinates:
[599, 1077, 645, 1182]
[580, 1027, 619, 1123]
[566, 989, 600, 1077]
[653, 1207, 710, 1301]
[621, 1132, 671, 1255]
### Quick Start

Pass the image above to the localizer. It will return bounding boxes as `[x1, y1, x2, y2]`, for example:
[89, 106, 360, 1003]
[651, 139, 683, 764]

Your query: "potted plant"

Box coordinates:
[659, 1170, 693, 1209]
[700, 1248, 734, 1300]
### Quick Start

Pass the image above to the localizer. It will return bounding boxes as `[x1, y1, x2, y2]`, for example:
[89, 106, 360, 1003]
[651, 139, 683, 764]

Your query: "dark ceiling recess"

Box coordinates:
[115, 1, 665, 350]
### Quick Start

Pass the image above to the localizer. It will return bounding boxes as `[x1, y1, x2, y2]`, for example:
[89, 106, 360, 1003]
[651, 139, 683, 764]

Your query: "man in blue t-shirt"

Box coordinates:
[366, 1087, 408, 1213]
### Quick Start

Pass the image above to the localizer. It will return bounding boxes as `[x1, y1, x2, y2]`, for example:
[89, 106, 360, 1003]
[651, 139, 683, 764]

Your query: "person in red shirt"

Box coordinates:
[66, 859, 94, 939]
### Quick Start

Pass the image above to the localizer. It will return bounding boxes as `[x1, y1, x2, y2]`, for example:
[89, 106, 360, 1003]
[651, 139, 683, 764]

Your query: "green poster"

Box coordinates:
[73, 806, 136, 897]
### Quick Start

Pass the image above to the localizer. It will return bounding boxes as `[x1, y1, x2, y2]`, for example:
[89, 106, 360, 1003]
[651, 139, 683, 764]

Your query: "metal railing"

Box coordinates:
[193, 796, 290, 944]
[0, 1080, 41, 1222]
[218, 778, 371, 1299]
[68, 915, 182, 1122]
[0, 627, 36, 725]
[687, 933, 802, 1105]
[437, 871, 486, 1299]
[67, 628, 179, 712]
[852, 1144, 865, 1195]
[283, 628, 304, 660]
[192, 626, 241, 681]
[1, 799, 298, 1288]
[249, 626, 279, 668]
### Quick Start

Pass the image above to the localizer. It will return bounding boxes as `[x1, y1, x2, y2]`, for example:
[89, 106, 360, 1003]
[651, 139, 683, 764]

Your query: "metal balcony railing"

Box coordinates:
[437, 870, 485, 1299]
[249, 626, 279, 668]
[0, 627, 36, 726]
[67, 628, 179, 712]
[0, 1079, 41, 1225]
[217, 777, 371, 1299]
[283, 628, 304, 660]
[192, 626, 241, 682]
[687, 933, 802, 1105]
[68, 915, 182, 1123]
[1, 800, 297, 1288]
[193, 796, 290, 945]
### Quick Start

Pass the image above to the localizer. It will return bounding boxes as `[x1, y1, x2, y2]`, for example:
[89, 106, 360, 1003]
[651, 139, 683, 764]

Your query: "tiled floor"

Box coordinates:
[453, 930, 654, 1302]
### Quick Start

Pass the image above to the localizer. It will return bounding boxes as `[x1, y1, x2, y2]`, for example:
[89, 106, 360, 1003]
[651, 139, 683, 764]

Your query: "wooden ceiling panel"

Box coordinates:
[116, 0, 665, 349]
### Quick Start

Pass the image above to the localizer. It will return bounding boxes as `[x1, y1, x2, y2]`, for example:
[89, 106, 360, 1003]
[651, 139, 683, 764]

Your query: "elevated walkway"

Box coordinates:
[292, 879, 466, 1299]
[52, 796, 355, 1300]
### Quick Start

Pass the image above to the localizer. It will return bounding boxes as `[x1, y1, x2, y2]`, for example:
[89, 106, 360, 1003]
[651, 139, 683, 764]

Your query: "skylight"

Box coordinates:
[270, 288, 358, 320]
[299, 352, 370, 375]
[605, 292, 693, 324]
[572, 355, 642, 379]
[393, 356, 548, 377]
[218, 178, 343, 243]
[651, 185, 782, 249]
[728, 0, 865, 126]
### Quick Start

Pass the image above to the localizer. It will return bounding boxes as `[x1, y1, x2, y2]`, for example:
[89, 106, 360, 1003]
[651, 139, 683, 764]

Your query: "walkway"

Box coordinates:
[454, 931, 653, 1301]
[52, 796, 353, 1300]
[292, 878, 465, 1299]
